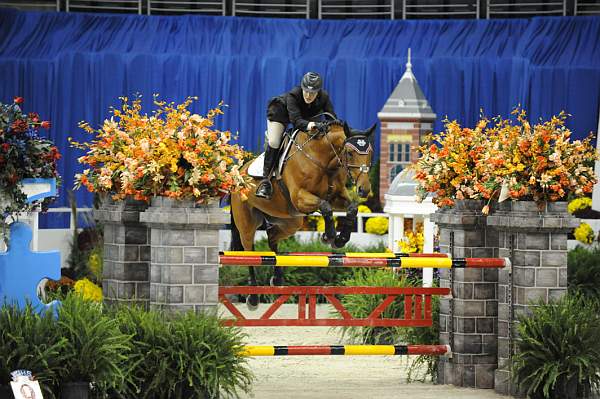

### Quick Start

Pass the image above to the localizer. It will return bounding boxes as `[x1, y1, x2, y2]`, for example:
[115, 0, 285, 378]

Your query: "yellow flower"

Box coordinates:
[358, 205, 371, 213]
[568, 197, 592, 214]
[74, 278, 103, 302]
[574, 223, 595, 245]
[365, 217, 388, 235]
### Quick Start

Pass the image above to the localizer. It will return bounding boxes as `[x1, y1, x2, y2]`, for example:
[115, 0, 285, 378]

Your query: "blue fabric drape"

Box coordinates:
[1, 9, 599, 226]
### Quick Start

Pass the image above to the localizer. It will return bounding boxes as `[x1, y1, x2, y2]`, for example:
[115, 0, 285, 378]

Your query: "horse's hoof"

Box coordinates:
[246, 294, 259, 311]
[321, 233, 333, 244]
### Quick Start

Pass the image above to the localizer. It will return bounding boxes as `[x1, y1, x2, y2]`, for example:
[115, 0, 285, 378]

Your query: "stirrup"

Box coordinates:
[255, 179, 273, 199]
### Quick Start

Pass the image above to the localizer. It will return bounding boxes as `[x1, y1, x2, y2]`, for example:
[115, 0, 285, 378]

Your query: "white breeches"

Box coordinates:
[266, 120, 285, 149]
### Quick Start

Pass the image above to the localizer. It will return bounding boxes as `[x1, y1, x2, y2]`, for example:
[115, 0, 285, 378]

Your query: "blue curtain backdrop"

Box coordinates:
[1, 8, 599, 226]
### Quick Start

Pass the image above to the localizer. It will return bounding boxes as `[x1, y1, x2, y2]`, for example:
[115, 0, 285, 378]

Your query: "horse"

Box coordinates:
[230, 120, 375, 308]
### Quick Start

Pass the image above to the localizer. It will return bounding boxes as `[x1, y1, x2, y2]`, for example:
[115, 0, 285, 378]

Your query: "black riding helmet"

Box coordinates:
[301, 72, 322, 93]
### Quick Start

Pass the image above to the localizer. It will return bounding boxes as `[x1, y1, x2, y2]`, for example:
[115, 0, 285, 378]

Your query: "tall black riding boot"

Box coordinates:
[255, 146, 278, 199]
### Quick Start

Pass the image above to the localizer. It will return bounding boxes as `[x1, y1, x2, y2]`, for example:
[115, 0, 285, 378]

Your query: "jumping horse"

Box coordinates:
[230, 119, 375, 308]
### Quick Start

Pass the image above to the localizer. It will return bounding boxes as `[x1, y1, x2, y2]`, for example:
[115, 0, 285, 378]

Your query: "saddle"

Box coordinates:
[247, 129, 301, 179]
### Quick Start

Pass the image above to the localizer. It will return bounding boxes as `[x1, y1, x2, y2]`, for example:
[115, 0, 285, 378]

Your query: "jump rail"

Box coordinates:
[241, 344, 451, 356]
[219, 251, 509, 269]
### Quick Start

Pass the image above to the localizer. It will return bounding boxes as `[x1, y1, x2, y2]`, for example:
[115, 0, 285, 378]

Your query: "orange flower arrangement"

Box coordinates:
[71, 96, 250, 203]
[415, 109, 598, 211]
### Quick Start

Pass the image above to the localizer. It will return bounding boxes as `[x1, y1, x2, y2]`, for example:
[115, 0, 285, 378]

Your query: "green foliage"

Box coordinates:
[57, 293, 132, 394]
[0, 296, 253, 398]
[113, 306, 252, 398]
[66, 191, 104, 283]
[335, 269, 410, 344]
[0, 304, 66, 397]
[568, 246, 600, 299]
[512, 293, 600, 398]
[335, 269, 440, 382]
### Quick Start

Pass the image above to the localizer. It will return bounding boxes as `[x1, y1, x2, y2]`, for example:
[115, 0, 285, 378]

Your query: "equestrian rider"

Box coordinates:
[255, 72, 337, 199]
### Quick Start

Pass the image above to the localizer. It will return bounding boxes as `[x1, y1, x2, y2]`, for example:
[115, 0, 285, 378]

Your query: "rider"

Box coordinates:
[255, 71, 337, 199]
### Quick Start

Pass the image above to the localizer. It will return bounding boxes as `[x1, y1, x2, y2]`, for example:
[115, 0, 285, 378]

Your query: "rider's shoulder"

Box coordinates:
[288, 86, 303, 97]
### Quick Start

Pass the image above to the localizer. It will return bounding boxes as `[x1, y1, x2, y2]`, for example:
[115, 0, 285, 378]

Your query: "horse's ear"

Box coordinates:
[343, 121, 352, 137]
[366, 123, 377, 137]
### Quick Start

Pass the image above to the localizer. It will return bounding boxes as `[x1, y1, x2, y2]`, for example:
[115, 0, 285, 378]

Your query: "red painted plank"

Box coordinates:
[405, 295, 413, 320]
[219, 295, 247, 320]
[219, 286, 450, 296]
[260, 294, 291, 320]
[425, 295, 432, 321]
[298, 294, 306, 320]
[324, 294, 353, 320]
[220, 319, 434, 327]
[367, 295, 397, 320]
[308, 294, 317, 321]
[415, 295, 423, 320]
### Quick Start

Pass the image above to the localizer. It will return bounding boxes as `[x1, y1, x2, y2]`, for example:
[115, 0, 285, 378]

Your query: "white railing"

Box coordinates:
[6, 0, 598, 18]
[148, 0, 226, 15]
[233, 0, 309, 18]
[487, 0, 566, 18]
[0, 0, 59, 10]
[66, 0, 143, 13]
[402, 0, 478, 19]
[319, 0, 393, 19]
[575, 0, 600, 15]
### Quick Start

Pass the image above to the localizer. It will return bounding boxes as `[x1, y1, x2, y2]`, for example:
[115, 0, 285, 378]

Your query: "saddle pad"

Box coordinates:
[247, 129, 300, 179]
[247, 152, 265, 178]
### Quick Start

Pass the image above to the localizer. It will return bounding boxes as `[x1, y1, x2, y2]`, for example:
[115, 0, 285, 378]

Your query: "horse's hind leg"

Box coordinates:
[231, 193, 263, 309]
[266, 217, 304, 286]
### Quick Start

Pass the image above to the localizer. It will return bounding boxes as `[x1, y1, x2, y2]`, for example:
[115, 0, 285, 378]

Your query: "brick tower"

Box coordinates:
[377, 49, 436, 205]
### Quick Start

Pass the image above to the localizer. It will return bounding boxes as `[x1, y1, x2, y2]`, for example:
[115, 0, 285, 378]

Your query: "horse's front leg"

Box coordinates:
[330, 201, 357, 249]
[292, 189, 336, 244]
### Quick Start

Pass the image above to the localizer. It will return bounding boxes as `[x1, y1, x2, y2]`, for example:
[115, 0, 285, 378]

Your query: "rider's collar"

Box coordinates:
[344, 136, 372, 155]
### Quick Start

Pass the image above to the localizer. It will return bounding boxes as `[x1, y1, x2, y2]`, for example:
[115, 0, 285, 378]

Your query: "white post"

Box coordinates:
[422, 215, 435, 287]
[387, 214, 395, 251]
[592, 106, 600, 211]
[393, 215, 404, 253]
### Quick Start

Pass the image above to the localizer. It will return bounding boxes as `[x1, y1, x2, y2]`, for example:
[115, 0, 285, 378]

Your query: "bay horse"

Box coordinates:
[230, 120, 375, 308]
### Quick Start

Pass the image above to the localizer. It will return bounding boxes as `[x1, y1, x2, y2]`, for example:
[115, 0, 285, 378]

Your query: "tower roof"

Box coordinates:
[378, 49, 436, 120]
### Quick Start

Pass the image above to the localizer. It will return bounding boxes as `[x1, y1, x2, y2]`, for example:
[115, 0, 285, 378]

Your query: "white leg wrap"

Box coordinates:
[266, 120, 285, 149]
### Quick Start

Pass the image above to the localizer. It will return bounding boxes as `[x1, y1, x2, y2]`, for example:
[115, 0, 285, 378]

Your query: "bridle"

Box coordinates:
[286, 118, 373, 187]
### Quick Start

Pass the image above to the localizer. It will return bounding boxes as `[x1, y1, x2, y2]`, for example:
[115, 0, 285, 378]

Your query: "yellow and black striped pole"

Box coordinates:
[220, 251, 508, 269]
[240, 344, 451, 356]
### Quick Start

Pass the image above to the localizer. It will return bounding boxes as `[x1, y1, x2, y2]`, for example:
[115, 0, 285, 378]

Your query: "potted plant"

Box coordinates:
[0, 97, 61, 238]
[414, 109, 598, 214]
[0, 303, 67, 397]
[512, 293, 600, 398]
[56, 293, 132, 399]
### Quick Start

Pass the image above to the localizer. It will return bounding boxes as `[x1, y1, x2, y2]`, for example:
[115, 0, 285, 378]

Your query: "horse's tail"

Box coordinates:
[230, 209, 244, 251]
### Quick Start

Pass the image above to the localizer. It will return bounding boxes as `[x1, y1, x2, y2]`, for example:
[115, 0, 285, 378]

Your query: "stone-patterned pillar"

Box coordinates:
[487, 201, 578, 396]
[94, 196, 150, 308]
[432, 200, 499, 389]
[140, 197, 228, 314]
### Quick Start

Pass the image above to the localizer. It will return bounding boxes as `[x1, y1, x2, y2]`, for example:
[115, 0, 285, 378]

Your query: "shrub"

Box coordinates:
[568, 246, 600, 299]
[113, 306, 252, 398]
[0, 304, 66, 397]
[512, 293, 600, 398]
[335, 269, 440, 382]
[56, 293, 132, 395]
